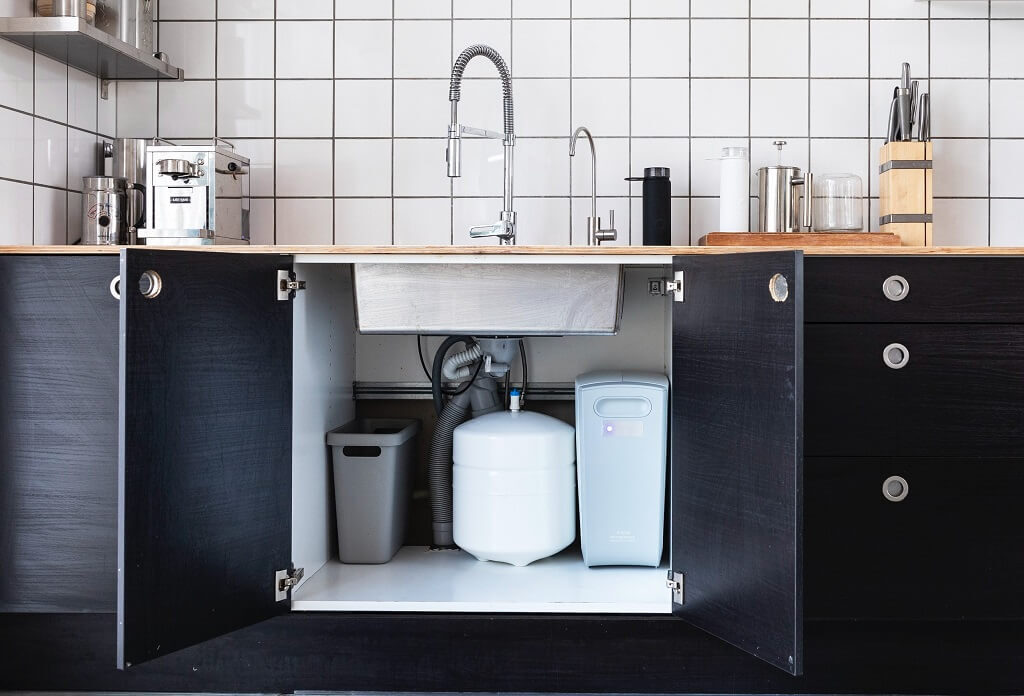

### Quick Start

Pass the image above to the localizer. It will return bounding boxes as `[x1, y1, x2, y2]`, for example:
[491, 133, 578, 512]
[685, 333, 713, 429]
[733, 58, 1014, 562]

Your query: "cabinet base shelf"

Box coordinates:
[292, 546, 670, 614]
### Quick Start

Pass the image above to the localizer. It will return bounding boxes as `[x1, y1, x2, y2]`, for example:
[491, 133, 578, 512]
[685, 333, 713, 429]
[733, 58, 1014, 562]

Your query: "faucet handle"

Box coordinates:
[595, 209, 617, 245]
[470, 219, 514, 242]
[470, 221, 504, 237]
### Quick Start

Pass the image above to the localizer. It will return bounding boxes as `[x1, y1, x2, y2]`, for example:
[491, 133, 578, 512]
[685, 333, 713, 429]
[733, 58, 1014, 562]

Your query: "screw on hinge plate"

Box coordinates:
[277, 269, 306, 301]
[275, 567, 304, 601]
[666, 570, 684, 605]
[648, 271, 684, 302]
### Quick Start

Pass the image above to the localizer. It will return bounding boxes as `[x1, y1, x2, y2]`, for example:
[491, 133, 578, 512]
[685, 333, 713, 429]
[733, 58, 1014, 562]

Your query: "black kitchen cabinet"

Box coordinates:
[3, 249, 1024, 694]
[118, 250, 294, 668]
[0, 255, 120, 614]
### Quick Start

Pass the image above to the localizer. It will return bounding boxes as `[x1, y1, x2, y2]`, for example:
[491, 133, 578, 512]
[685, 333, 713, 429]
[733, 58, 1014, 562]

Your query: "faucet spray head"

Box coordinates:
[446, 125, 462, 178]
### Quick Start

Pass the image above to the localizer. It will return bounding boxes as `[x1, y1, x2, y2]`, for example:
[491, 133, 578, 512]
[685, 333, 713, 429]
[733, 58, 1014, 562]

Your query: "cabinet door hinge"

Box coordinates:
[649, 271, 684, 302]
[666, 570, 685, 606]
[277, 269, 307, 301]
[275, 567, 304, 601]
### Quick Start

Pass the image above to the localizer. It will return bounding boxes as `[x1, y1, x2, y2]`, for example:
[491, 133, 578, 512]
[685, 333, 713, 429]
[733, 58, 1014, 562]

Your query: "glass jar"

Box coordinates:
[813, 173, 864, 232]
[35, 0, 96, 24]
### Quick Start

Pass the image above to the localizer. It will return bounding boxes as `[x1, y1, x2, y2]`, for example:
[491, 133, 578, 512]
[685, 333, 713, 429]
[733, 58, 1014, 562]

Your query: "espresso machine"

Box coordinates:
[756, 140, 813, 233]
[140, 140, 250, 246]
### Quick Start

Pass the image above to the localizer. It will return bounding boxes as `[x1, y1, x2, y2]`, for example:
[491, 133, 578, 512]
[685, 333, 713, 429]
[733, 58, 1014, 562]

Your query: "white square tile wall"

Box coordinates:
[0, 19, 116, 244]
[0, 1, 1012, 246]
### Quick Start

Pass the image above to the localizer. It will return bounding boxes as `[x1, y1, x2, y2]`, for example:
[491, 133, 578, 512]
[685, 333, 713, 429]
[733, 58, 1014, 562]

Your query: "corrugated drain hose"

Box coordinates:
[428, 388, 472, 548]
[431, 335, 473, 415]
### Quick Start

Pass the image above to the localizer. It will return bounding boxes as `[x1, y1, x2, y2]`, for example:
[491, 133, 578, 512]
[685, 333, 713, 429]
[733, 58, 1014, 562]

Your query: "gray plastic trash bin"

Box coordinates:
[327, 418, 420, 564]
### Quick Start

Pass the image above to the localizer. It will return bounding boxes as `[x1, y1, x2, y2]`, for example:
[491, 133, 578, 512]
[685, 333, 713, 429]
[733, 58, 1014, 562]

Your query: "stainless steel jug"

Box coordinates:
[109, 138, 153, 241]
[756, 140, 813, 233]
[82, 176, 127, 245]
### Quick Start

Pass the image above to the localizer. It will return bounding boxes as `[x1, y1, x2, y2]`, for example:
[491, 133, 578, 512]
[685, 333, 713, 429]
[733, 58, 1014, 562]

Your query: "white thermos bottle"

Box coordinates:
[718, 146, 749, 233]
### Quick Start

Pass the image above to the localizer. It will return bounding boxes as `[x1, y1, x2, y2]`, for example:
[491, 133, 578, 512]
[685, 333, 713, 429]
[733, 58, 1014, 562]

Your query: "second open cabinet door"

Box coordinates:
[117, 250, 295, 669]
[670, 251, 804, 675]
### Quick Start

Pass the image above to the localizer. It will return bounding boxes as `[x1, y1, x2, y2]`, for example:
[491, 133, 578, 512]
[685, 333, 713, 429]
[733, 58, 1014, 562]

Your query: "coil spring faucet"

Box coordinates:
[446, 44, 516, 245]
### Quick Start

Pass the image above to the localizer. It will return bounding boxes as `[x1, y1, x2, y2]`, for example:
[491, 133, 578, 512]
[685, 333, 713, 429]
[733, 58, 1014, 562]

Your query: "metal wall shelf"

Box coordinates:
[0, 16, 182, 82]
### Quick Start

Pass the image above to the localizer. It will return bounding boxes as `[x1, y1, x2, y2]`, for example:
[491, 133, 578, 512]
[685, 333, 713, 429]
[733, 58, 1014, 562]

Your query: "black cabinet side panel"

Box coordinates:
[0, 255, 120, 612]
[671, 252, 803, 675]
[3, 613, 1024, 695]
[119, 250, 293, 668]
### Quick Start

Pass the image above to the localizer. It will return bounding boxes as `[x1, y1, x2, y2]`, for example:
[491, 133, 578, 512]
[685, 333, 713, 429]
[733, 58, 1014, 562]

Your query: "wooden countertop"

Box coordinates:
[2, 245, 1024, 256]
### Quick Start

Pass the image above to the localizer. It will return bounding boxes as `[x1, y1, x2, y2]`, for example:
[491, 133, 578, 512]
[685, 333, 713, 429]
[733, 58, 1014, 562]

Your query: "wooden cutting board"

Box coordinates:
[700, 232, 902, 247]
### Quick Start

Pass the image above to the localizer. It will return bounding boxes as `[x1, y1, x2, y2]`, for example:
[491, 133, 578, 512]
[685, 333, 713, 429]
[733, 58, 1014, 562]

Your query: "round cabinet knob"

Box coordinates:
[769, 273, 789, 303]
[883, 342, 910, 370]
[883, 475, 909, 502]
[109, 275, 121, 300]
[139, 270, 163, 299]
[883, 275, 910, 302]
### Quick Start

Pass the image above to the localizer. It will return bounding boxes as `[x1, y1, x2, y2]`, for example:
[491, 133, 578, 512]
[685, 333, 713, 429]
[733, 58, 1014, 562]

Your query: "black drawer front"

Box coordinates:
[806, 324, 1024, 457]
[806, 257, 1024, 323]
[805, 457, 1024, 620]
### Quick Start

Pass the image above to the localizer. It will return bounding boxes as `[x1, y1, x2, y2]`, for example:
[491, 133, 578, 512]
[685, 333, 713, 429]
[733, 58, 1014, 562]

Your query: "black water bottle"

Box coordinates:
[626, 167, 671, 246]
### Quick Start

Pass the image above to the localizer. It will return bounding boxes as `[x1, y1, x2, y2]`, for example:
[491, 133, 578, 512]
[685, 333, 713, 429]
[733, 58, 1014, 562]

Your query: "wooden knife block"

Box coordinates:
[879, 141, 933, 246]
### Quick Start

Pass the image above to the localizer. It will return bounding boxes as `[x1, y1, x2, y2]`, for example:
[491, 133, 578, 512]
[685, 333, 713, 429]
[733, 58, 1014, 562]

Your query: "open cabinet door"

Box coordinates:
[117, 249, 294, 669]
[670, 251, 804, 675]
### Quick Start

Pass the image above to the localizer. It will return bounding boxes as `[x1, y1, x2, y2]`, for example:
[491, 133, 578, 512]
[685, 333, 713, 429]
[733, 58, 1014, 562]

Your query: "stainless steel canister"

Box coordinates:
[82, 176, 127, 245]
[96, 0, 153, 52]
[35, 0, 96, 24]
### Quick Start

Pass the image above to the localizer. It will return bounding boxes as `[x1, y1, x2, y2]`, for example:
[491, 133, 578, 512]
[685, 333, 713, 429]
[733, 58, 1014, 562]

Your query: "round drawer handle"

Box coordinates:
[109, 275, 121, 300]
[883, 342, 910, 370]
[883, 275, 910, 302]
[139, 270, 163, 299]
[769, 273, 789, 302]
[883, 475, 909, 502]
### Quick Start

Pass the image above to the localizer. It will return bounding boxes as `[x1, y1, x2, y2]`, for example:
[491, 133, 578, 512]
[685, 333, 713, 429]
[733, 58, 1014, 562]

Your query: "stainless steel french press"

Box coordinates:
[756, 140, 813, 233]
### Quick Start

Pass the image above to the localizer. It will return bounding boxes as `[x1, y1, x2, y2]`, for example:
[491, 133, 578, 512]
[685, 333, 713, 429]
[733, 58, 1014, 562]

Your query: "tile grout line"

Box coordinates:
[392, 0, 396, 245]
[627, 0, 632, 247]
[272, 0, 277, 244]
[568, 1, 574, 245]
[688, 0, 694, 244]
[867, 1, 872, 229]
[450, 0, 455, 246]
[988, 0, 992, 246]
[332, 6, 337, 245]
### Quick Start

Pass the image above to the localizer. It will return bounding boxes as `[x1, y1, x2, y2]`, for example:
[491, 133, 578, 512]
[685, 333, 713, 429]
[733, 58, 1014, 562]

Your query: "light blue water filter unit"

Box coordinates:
[575, 371, 669, 568]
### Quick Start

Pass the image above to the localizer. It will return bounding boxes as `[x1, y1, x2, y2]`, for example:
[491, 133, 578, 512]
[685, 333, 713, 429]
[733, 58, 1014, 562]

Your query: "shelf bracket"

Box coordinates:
[100, 79, 111, 100]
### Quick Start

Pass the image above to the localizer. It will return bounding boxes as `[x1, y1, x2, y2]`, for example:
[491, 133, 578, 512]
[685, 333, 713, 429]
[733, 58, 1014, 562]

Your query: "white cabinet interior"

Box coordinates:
[289, 261, 674, 614]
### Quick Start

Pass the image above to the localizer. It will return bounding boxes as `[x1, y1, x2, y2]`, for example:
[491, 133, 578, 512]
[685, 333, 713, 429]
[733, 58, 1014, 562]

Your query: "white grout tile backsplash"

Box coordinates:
[3, 0, 1024, 247]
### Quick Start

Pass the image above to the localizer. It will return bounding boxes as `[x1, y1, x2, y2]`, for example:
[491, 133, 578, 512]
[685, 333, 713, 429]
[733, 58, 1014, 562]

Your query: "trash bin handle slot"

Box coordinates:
[342, 445, 383, 458]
